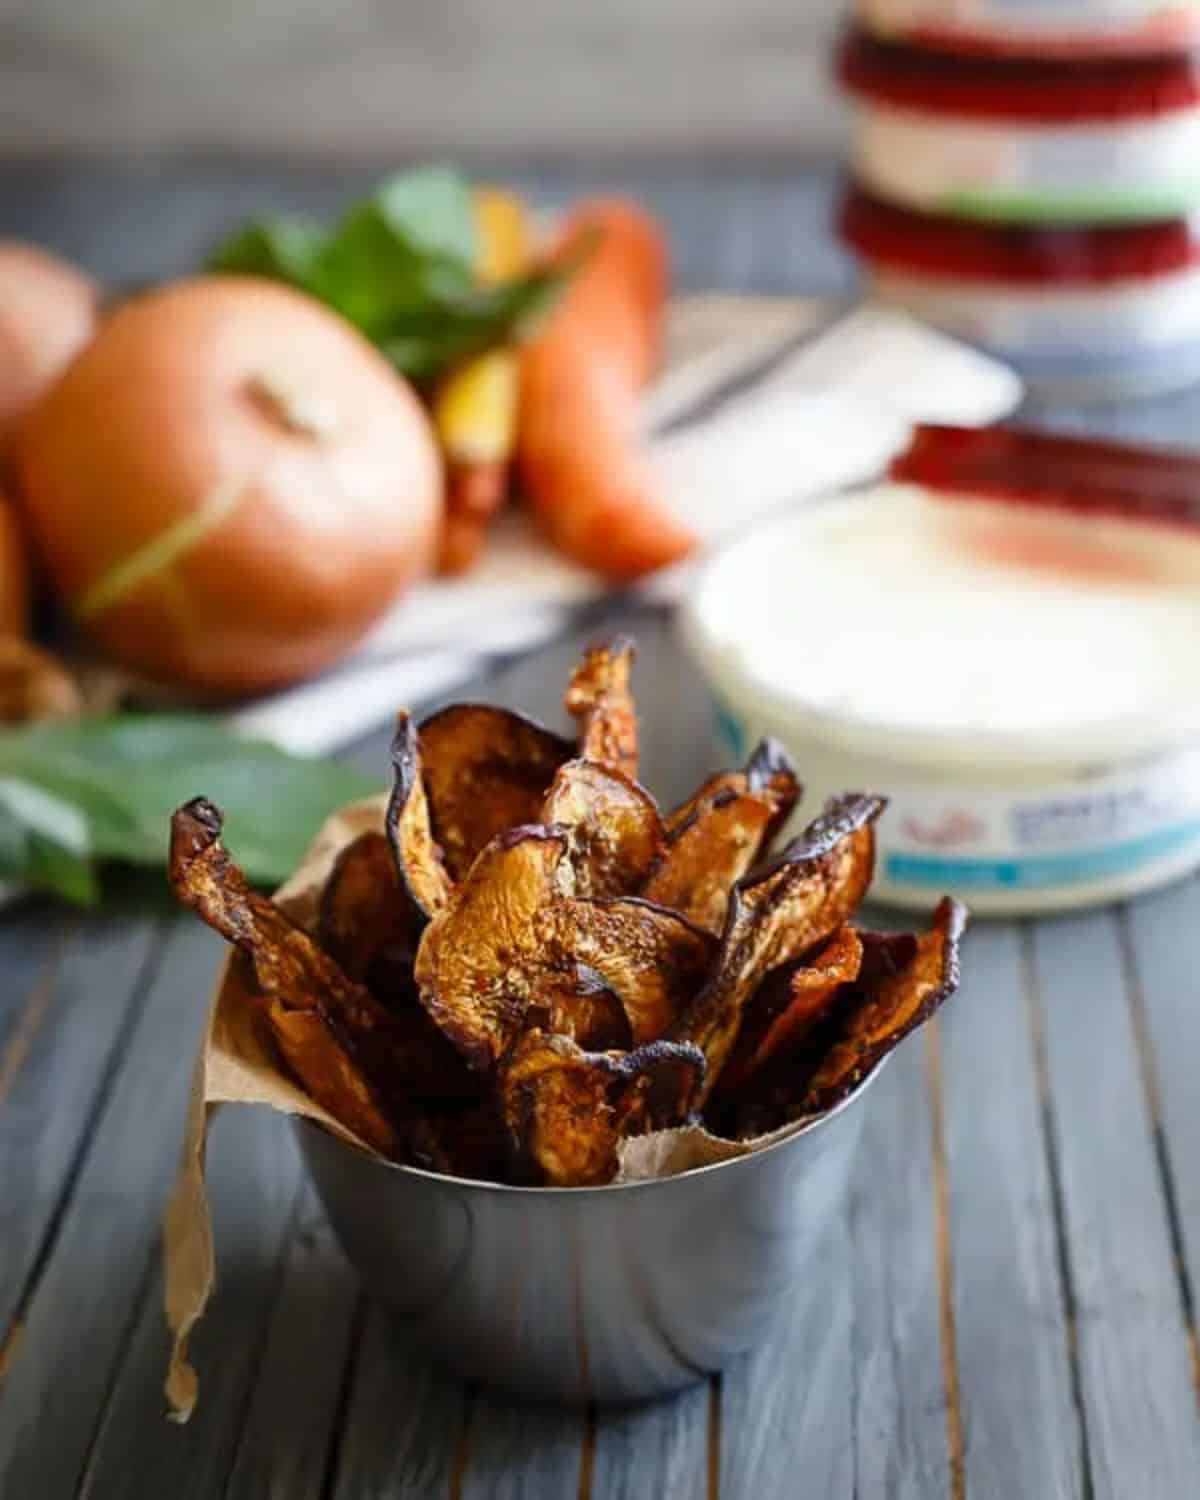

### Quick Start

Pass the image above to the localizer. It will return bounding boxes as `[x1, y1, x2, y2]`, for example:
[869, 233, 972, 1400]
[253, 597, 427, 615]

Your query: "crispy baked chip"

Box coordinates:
[319, 830, 417, 994]
[669, 793, 886, 1101]
[417, 704, 573, 879]
[501, 1029, 706, 1186]
[556, 896, 715, 1043]
[414, 826, 711, 1065]
[646, 740, 801, 932]
[564, 638, 638, 778]
[744, 737, 803, 848]
[543, 758, 665, 897]
[798, 897, 967, 1115]
[414, 825, 571, 1070]
[170, 798, 404, 1155]
[386, 714, 453, 922]
[716, 925, 864, 1095]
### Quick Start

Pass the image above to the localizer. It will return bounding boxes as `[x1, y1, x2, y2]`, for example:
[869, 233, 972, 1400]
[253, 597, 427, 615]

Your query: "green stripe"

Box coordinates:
[939, 185, 1200, 224]
[74, 476, 246, 621]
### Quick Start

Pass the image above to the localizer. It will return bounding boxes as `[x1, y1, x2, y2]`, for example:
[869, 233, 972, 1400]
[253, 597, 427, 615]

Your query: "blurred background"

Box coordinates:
[0, 1, 845, 157]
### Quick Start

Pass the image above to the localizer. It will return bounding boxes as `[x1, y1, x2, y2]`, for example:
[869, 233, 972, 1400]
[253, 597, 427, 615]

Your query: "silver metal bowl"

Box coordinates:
[295, 1077, 874, 1405]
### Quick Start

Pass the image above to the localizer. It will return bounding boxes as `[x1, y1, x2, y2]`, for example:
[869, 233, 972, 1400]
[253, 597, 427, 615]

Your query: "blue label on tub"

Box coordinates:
[711, 695, 747, 762]
[885, 819, 1200, 890]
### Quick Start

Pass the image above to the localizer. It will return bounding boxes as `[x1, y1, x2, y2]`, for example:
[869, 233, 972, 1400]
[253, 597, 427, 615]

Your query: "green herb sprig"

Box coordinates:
[207, 165, 569, 383]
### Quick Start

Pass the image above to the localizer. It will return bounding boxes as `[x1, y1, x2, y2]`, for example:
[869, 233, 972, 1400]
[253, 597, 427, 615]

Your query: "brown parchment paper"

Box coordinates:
[162, 795, 822, 1421]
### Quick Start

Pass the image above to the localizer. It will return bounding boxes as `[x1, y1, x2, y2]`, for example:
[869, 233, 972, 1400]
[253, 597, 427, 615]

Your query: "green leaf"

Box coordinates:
[202, 166, 585, 384]
[0, 714, 378, 902]
[312, 169, 477, 334]
[377, 264, 573, 381]
[0, 777, 90, 854]
[25, 836, 100, 906]
[207, 218, 326, 289]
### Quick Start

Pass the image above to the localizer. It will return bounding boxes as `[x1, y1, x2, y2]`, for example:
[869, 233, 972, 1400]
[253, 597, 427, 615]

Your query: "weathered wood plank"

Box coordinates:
[716, 1196, 854, 1497]
[328, 1309, 468, 1500]
[938, 922, 1083, 1500]
[590, 1383, 710, 1500]
[844, 1036, 950, 1500]
[458, 1395, 587, 1500]
[1029, 912, 1200, 1500]
[1120, 880, 1200, 1376]
[0, 919, 224, 1497]
[223, 1184, 363, 1500]
[0, 909, 159, 1347]
[718, 1036, 946, 1498]
[75, 1110, 304, 1500]
[0, 901, 63, 1030]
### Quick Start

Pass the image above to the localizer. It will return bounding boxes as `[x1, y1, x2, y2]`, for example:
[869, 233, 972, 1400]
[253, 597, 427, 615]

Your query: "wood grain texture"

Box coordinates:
[0, 919, 223, 1498]
[717, 1203, 855, 1497]
[0, 910, 158, 1346]
[589, 1384, 710, 1500]
[845, 1037, 949, 1499]
[328, 1309, 468, 1500]
[939, 923, 1083, 1500]
[1120, 882, 1200, 1379]
[458, 1396, 587, 1500]
[223, 1185, 363, 1500]
[75, 1111, 304, 1500]
[1029, 913, 1200, 1500]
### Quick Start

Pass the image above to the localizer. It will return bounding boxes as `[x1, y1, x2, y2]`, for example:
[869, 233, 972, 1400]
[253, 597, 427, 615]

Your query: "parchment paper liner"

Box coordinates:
[163, 795, 829, 1420]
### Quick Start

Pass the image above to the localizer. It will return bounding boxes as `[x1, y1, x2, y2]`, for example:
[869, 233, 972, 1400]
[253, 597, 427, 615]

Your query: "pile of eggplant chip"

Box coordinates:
[170, 639, 966, 1187]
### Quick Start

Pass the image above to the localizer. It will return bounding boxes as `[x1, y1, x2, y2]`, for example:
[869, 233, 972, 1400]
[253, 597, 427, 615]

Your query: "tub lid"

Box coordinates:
[838, 187, 1200, 284]
[855, 0, 1200, 62]
[683, 477, 1200, 771]
[837, 27, 1200, 121]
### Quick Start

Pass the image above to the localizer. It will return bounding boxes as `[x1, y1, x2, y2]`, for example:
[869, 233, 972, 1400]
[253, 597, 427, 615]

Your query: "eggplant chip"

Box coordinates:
[319, 830, 417, 995]
[543, 759, 666, 898]
[414, 827, 711, 1067]
[716, 925, 864, 1096]
[798, 897, 967, 1115]
[171, 798, 403, 1155]
[564, 638, 639, 779]
[414, 825, 571, 1071]
[386, 714, 453, 923]
[501, 1029, 706, 1186]
[668, 793, 886, 1101]
[555, 896, 715, 1043]
[417, 704, 573, 880]
[646, 740, 801, 932]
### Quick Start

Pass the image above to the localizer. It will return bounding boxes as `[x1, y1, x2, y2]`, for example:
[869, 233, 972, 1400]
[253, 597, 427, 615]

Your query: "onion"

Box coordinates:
[14, 276, 443, 697]
[0, 242, 96, 451]
[0, 498, 29, 635]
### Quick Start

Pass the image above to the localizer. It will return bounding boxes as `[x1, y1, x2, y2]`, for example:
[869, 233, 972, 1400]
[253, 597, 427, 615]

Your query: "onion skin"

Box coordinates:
[13, 276, 443, 698]
[0, 499, 29, 636]
[0, 243, 97, 452]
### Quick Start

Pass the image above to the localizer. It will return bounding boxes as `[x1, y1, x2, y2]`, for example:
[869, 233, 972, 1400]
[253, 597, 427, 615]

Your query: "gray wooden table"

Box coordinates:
[3, 160, 1200, 1500]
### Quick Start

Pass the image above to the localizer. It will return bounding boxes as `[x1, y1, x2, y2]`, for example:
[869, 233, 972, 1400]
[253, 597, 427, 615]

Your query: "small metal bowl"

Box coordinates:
[295, 1068, 878, 1406]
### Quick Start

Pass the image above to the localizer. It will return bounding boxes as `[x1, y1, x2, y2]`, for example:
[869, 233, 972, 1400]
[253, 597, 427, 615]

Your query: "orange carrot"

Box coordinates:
[517, 199, 695, 581]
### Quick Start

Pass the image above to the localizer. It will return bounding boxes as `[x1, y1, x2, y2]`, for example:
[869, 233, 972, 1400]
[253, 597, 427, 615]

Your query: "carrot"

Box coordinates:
[517, 199, 695, 581]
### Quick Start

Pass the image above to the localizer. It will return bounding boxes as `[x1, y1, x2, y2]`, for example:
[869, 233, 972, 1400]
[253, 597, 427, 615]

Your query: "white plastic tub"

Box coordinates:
[856, 0, 1200, 60]
[838, 30, 1200, 223]
[838, 188, 1200, 400]
[681, 485, 1200, 915]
